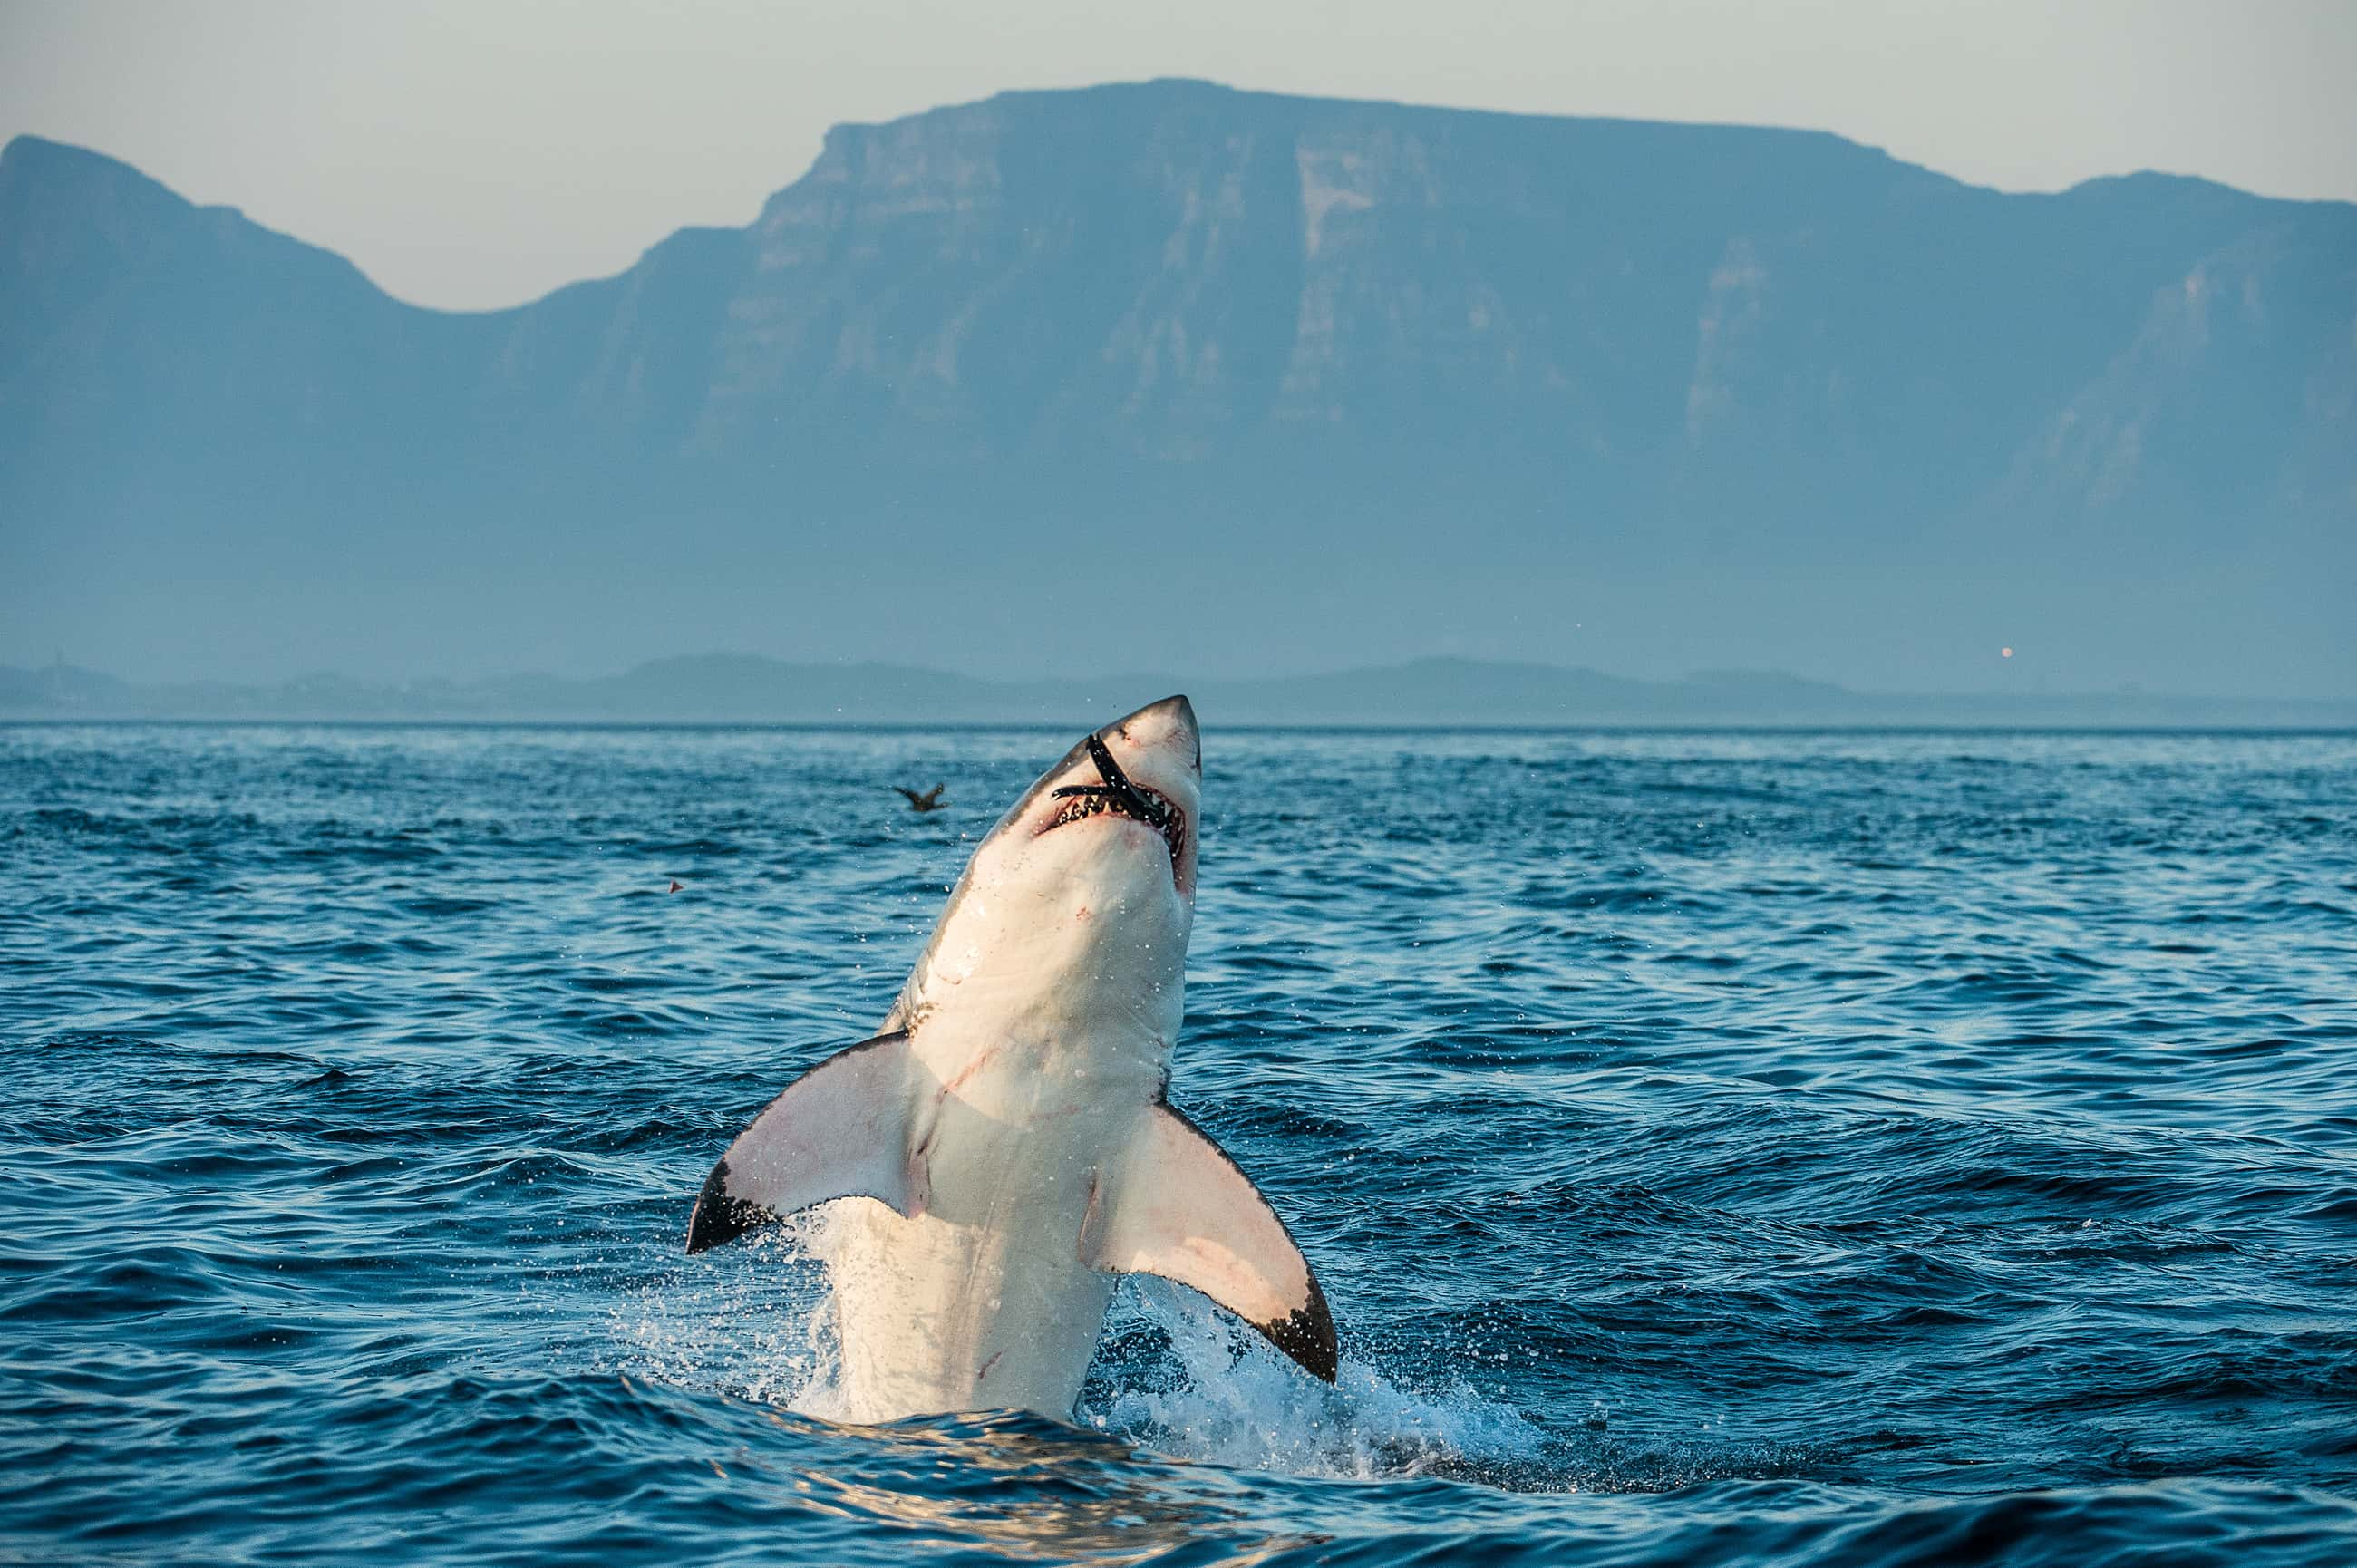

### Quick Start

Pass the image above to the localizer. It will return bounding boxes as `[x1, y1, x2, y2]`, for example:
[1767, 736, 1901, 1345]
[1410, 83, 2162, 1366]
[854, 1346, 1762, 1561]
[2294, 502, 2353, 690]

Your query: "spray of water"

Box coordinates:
[612, 1215, 839, 1408]
[612, 1212, 1550, 1486]
[1080, 1277, 1553, 1482]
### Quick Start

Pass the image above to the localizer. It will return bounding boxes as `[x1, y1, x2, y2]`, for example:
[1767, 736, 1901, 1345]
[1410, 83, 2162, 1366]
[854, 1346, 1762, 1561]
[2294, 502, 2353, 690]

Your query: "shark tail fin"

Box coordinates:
[1082, 1102, 1339, 1382]
[684, 1030, 924, 1253]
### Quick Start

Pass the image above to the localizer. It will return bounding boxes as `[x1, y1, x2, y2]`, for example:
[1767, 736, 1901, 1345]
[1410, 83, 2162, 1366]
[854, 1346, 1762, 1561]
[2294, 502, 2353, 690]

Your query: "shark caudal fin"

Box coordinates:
[684, 1031, 925, 1253]
[1082, 1103, 1339, 1382]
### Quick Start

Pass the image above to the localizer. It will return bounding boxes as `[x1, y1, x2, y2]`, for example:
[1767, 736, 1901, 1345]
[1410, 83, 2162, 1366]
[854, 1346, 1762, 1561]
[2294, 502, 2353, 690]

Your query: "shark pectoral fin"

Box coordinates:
[1083, 1102, 1339, 1383]
[684, 1030, 922, 1254]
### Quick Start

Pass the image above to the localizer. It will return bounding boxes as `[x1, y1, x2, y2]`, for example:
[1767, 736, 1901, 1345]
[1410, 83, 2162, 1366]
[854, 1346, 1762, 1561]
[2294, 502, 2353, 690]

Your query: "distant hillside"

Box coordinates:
[3, 80, 2352, 695]
[5, 656, 2349, 729]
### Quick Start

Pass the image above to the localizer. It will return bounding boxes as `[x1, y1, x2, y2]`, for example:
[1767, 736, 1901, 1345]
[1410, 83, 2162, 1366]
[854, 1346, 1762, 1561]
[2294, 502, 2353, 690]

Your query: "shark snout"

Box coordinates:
[1110, 694, 1199, 776]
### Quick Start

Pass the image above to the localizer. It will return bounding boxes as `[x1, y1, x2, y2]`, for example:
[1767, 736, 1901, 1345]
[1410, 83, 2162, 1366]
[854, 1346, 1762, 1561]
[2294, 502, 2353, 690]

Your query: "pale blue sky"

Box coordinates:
[4, 0, 2353, 309]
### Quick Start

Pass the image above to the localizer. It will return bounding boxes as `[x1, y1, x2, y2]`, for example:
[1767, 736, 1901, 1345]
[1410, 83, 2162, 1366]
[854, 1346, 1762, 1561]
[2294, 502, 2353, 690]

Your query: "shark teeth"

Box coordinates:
[1046, 785, 1187, 868]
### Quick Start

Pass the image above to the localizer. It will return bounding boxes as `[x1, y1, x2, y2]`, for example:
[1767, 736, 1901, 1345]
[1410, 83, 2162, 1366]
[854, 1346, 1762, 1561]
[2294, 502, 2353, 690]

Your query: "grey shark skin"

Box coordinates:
[685, 695, 1337, 1423]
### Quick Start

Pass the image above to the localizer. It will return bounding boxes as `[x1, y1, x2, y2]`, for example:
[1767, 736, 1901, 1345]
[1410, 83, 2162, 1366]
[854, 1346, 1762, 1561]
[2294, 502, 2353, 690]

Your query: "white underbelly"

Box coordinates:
[800, 1099, 1123, 1423]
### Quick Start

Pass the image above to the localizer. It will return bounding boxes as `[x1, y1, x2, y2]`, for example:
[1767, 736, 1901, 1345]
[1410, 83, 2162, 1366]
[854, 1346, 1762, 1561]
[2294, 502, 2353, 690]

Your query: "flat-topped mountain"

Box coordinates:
[4, 81, 2351, 695]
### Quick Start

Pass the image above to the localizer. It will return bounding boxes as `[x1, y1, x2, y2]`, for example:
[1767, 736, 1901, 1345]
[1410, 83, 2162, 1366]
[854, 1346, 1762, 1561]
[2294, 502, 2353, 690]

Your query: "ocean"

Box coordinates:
[5, 721, 2353, 1565]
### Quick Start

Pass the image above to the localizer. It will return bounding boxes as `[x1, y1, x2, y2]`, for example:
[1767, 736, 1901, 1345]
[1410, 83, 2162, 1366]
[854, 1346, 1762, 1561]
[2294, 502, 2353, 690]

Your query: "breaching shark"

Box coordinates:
[684, 695, 1337, 1423]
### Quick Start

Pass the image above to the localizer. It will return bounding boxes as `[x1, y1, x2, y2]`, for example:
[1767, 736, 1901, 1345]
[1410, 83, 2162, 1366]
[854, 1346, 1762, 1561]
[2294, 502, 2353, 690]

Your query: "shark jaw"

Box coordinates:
[972, 692, 1203, 909]
[1042, 732, 1189, 876]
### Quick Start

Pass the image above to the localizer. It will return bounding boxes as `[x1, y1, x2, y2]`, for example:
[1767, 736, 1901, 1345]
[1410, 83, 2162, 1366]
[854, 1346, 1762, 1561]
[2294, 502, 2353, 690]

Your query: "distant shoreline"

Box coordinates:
[5, 655, 2351, 731]
[6, 720, 2355, 738]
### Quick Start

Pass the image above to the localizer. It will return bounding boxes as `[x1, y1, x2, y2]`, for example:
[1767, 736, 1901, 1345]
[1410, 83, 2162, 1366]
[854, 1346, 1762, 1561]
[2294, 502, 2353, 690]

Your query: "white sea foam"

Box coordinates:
[616, 1221, 1548, 1485]
[1082, 1277, 1550, 1482]
[611, 1215, 839, 1409]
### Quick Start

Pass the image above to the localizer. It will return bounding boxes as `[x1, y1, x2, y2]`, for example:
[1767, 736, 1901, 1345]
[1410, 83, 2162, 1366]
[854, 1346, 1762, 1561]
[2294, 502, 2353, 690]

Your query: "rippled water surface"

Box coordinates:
[5, 722, 2356, 1565]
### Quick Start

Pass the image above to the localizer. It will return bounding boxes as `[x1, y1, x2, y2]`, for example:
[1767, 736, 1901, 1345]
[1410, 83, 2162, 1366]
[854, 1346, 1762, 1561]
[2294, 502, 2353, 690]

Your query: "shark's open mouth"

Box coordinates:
[1046, 733, 1188, 870]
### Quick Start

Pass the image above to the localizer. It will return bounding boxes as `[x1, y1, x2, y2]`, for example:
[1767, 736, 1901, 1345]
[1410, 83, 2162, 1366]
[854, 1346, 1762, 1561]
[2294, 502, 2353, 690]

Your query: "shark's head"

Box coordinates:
[897, 696, 1202, 1027]
[1000, 693, 1201, 899]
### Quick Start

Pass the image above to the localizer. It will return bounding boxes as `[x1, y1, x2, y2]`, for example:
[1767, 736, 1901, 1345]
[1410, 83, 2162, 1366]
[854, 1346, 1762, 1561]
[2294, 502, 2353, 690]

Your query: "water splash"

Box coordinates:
[1082, 1276, 1554, 1484]
[611, 1218, 839, 1409]
[610, 1212, 1550, 1490]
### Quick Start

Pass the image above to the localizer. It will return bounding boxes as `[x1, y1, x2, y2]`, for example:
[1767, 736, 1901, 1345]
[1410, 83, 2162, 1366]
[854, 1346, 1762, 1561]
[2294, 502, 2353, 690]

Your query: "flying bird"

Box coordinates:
[894, 785, 947, 813]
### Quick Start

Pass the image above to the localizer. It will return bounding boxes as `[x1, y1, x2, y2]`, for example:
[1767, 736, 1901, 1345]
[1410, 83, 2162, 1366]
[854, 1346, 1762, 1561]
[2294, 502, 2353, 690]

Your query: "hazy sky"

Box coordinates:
[4, 0, 2352, 310]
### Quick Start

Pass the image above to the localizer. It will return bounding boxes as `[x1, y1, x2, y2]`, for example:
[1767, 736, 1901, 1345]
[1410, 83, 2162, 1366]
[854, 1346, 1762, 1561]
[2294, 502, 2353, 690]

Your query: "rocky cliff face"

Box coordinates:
[3, 80, 2351, 692]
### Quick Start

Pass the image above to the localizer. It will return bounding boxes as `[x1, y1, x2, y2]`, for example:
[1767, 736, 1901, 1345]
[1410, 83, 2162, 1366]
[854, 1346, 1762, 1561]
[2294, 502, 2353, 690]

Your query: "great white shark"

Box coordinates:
[684, 695, 1337, 1423]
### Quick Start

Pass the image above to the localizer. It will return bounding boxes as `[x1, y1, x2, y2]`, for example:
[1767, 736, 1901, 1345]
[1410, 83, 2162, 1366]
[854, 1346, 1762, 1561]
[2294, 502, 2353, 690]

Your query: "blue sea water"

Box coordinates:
[5, 721, 2355, 1566]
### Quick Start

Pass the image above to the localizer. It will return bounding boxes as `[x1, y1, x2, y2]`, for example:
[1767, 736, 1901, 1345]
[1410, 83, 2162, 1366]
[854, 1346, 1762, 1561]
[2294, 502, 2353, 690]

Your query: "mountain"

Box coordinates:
[5, 656, 2349, 729]
[3, 81, 2352, 696]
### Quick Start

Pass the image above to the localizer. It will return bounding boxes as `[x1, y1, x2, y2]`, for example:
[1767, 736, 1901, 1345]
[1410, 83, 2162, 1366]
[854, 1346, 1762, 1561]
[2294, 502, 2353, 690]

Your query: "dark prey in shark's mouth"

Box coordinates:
[1049, 733, 1188, 867]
